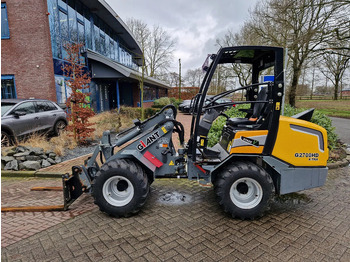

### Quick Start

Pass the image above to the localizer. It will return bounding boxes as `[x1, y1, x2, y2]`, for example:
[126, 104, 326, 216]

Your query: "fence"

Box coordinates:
[297, 95, 350, 100]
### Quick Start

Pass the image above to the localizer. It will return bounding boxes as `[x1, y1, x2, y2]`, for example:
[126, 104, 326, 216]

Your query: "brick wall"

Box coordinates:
[169, 87, 199, 100]
[1, 0, 56, 101]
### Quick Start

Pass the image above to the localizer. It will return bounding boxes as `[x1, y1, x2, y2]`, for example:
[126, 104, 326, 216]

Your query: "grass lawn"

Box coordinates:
[296, 99, 350, 118]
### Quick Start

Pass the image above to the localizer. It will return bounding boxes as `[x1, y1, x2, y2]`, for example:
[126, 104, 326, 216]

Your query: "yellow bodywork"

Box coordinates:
[272, 116, 328, 166]
[229, 130, 268, 154]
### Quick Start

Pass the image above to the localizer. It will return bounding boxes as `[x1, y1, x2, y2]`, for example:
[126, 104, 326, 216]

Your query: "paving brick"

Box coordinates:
[2, 149, 350, 261]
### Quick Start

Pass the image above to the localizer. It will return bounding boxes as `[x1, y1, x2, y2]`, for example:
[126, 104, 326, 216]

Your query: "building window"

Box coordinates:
[158, 88, 167, 98]
[1, 75, 17, 99]
[59, 10, 69, 40]
[78, 20, 85, 45]
[144, 86, 157, 101]
[68, 5, 78, 42]
[1, 3, 10, 39]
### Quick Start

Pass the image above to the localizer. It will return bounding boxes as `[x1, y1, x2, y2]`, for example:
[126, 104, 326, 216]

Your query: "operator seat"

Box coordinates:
[227, 86, 269, 128]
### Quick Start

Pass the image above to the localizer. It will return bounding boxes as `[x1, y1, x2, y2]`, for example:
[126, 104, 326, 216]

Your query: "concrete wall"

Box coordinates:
[1, 0, 56, 101]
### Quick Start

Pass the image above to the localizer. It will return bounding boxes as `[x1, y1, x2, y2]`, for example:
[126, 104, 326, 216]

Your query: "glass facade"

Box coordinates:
[47, 0, 137, 69]
[1, 75, 17, 99]
[1, 3, 10, 39]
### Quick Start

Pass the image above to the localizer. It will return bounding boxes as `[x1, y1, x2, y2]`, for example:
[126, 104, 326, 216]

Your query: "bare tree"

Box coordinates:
[160, 72, 181, 87]
[325, 0, 350, 52]
[184, 68, 203, 87]
[248, 0, 340, 106]
[127, 18, 176, 78]
[216, 26, 252, 94]
[146, 25, 176, 77]
[320, 49, 350, 100]
[126, 18, 150, 57]
[126, 18, 151, 119]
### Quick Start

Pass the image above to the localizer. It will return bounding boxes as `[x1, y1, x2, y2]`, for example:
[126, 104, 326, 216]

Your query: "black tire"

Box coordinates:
[1, 131, 13, 147]
[93, 159, 149, 217]
[215, 161, 274, 220]
[54, 120, 67, 136]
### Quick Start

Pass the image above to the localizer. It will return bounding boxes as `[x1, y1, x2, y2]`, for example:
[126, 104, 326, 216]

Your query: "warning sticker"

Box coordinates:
[169, 160, 174, 166]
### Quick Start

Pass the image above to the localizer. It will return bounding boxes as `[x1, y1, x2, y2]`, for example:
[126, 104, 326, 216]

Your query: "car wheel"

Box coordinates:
[1, 131, 12, 147]
[54, 120, 67, 136]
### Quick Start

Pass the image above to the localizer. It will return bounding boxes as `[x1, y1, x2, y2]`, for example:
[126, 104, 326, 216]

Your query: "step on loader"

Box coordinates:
[64, 46, 328, 219]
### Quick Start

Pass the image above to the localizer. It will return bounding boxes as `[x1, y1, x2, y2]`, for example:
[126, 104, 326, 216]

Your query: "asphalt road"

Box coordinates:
[329, 117, 350, 145]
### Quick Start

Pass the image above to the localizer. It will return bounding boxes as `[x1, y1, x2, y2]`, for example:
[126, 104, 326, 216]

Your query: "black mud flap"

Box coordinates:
[62, 166, 85, 210]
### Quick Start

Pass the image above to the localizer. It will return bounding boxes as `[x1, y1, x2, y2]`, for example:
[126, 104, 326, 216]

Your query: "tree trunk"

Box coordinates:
[289, 61, 302, 107]
[334, 77, 339, 100]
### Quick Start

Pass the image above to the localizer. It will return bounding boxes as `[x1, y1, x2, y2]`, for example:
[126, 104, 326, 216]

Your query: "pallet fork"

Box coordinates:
[1, 169, 85, 212]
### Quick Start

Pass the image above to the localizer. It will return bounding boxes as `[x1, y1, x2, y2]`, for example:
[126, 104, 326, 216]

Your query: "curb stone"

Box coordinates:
[327, 158, 350, 170]
[1, 170, 63, 178]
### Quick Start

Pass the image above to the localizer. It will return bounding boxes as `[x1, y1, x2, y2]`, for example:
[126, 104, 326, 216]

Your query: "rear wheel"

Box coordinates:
[93, 159, 149, 217]
[215, 161, 274, 219]
[1, 131, 12, 147]
[54, 120, 66, 136]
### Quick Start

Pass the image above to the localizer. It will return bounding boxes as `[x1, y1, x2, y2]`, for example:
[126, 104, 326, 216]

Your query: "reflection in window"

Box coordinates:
[78, 21, 84, 44]
[13, 102, 36, 115]
[144, 86, 157, 101]
[1, 75, 16, 99]
[109, 40, 115, 60]
[59, 10, 68, 39]
[94, 25, 100, 53]
[100, 33, 105, 55]
[48, 0, 139, 69]
[1, 3, 10, 39]
[68, 5, 77, 42]
[84, 17, 92, 49]
[55, 75, 66, 104]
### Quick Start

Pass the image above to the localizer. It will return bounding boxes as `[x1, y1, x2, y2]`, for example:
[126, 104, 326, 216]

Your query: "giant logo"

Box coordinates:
[137, 131, 160, 151]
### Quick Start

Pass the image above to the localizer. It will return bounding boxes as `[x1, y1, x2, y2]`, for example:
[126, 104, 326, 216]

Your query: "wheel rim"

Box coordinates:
[1, 133, 10, 147]
[102, 176, 134, 207]
[230, 177, 263, 209]
[56, 121, 66, 133]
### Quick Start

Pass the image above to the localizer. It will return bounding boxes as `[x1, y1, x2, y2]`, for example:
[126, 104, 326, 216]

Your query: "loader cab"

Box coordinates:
[188, 46, 284, 161]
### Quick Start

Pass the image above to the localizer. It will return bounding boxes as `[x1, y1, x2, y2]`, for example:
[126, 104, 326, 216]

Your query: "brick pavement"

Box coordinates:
[1, 177, 96, 247]
[2, 166, 350, 261]
[1, 113, 192, 249]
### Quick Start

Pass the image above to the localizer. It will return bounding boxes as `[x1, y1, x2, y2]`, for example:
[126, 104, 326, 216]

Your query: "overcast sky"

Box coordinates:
[106, 0, 259, 73]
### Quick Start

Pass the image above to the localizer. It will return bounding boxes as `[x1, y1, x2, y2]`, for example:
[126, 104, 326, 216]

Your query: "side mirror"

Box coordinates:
[13, 110, 27, 117]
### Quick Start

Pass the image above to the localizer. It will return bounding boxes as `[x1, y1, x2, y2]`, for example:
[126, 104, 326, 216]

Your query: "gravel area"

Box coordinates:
[61, 133, 119, 162]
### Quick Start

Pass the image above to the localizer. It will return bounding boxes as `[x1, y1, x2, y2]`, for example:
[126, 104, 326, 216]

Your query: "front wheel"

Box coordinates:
[215, 161, 274, 219]
[1, 131, 13, 147]
[93, 159, 149, 217]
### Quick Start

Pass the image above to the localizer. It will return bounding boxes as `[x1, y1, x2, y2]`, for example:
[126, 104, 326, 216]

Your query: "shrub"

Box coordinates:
[170, 97, 183, 108]
[63, 43, 95, 144]
[90, 111, 122, 138]
[17, 132, 77, 156]
[153, 97, 171, 108]
[152, 97, 183, 109]
[119, 106, 159, 123]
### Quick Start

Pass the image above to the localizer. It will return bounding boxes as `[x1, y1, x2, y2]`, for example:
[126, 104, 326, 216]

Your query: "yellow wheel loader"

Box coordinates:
[63, 46, 328, 219]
